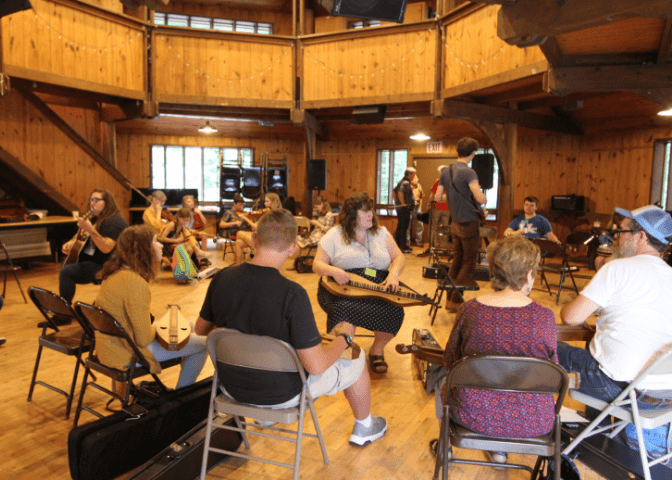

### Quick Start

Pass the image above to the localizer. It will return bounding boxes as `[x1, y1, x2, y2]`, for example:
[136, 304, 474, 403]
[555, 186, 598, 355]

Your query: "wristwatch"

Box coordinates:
[337, 333, 353, 349]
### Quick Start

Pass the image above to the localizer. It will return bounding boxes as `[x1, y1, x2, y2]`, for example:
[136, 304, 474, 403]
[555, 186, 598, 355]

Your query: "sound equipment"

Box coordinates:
[68, 378, 217, 480]
[265, 166, 288, 199]
[323, 0, 408, 23]
[241, 167, 262, 199]
[124, 416, 242, 480]
[422, 264, 445, 279]
[308, 159, 327, 191]
[320, 273, 438, 307]
[472, 153, 494, 190]
[0, 0, 32, 19]
[410, 329, 443, 393]
[551, 194, 586, 213]
[351, 105, 387, 125]
[220, 167, 241, 200]
[473, 265, 490, 282]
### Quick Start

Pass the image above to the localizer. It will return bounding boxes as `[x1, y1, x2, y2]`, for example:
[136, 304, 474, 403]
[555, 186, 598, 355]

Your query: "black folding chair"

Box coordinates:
[428, 260, 479, 325]
[534, 238, 580, 305]
[0, 239, 27, 303]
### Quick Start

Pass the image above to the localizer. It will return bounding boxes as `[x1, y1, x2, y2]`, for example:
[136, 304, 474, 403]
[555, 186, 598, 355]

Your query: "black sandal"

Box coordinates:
[368, 354, 388, 374]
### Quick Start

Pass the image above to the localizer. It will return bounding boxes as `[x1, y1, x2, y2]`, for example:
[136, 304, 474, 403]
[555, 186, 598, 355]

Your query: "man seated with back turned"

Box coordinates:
[504, 196, 560, 243]
[558, 205, 672, 412]
[195, 209, 387, 447]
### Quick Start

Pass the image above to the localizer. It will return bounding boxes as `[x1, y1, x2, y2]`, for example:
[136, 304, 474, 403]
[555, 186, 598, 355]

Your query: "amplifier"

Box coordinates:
[422, 264, 445, 279]
[412, 328, 443, 393]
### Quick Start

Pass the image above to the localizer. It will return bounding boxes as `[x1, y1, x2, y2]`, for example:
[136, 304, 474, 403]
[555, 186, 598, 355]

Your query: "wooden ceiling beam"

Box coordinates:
[100, 101, 151, 122]
[291, 108, 324, 139]
[629, 88, 672, 108]
[544, 64, 672, 96]
[658, 19, 672, 64]
[432, 98, 582, 135]
[494, 0, 672, 47]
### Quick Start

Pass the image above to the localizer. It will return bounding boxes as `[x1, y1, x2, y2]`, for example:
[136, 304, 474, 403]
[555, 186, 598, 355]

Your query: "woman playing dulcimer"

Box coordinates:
[233, 192, 282, 265]
[313, 192, 406, 375]
[158, 207, 211, 269]
[94, 224, 207, 389]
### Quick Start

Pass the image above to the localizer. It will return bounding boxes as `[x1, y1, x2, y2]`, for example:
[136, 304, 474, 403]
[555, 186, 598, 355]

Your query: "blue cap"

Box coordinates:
[614, 205, 672, 243]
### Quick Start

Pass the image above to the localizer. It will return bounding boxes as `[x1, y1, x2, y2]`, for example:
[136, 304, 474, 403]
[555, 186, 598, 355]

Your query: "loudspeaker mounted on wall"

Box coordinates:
[241, 167, 262, 199]
[0, 0, 32, 18]
[319, 0, 407, 23]
[471, 153, 495, 190]
[351, 105, 387, 125]
[308, 159, 327, 191]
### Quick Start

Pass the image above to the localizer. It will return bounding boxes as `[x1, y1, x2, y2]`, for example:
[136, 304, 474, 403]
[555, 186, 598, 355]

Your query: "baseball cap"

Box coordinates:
[614, 205, 672, 243]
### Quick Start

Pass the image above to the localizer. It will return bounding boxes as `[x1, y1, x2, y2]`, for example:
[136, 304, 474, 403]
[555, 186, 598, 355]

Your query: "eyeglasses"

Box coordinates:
[88, 198, 104, 204]
[611, 228, 634, 237]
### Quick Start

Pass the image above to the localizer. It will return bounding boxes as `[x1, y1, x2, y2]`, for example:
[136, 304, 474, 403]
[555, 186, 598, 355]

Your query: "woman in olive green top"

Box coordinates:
[94, 224, 207, 388]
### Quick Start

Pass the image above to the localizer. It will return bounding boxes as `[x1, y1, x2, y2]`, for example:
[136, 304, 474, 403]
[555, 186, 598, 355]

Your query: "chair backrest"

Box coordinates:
[565, 232, 592, 246]
[629, 345, 672, 393]
[447, 354, 569, 413]
[479, 226, 498, 240]
[534, 238, 566, 257]
[74, 301, 154, 369]
[207, 328, 306, 383]
[28, 286, 83, 333]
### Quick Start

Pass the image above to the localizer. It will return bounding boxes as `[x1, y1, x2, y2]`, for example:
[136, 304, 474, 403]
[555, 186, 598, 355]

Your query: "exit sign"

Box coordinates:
[427, 142, 443, 153]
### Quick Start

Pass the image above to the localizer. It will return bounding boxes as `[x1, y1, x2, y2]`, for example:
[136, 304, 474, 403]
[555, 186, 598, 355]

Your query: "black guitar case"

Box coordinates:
[68, 377, 228, 480]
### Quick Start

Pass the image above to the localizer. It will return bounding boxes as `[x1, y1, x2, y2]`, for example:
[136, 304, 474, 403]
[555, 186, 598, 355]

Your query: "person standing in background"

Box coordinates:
[394, 167, 416, 254]
[408, 176, 424, 247]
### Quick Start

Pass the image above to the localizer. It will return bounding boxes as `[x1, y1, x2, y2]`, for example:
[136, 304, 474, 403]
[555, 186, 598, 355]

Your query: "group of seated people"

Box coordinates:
[66, 184, 672, 466]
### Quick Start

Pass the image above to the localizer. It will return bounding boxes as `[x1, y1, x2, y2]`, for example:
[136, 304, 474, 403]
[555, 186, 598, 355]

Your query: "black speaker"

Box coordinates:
[220, 167, 241, 200]
[266, 166, 288, 199]
[0, 0, 32, 18]
[242, 167, 262, 199]
[351, 105, 387, 125]
[330, 0, 407, 23]
[472, 153, 494, 190]
[308, 160, 327, 191]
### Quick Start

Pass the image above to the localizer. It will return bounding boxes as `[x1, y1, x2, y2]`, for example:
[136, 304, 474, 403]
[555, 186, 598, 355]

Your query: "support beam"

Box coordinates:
[539, 37, 564, 67]
[658, 19, 672, 64]
[494, 0, 672, 47]
[544, 64, 672, 96]
[433, 98, 582, 135]
[291, 108, 324, 139]
[630, 88, 672, 108]
[100, 100, 150, 122]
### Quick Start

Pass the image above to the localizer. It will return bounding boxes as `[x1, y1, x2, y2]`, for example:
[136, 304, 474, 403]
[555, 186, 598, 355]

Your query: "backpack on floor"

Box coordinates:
[172, 244, 198, 282]
[625, 422, 672, 466]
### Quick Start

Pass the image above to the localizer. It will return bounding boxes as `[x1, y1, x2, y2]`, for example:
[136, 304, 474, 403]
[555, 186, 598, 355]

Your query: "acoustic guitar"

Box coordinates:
[155, 304, 191, 351]
[320, 273, 439, 308]
[62, 209, 94, 267]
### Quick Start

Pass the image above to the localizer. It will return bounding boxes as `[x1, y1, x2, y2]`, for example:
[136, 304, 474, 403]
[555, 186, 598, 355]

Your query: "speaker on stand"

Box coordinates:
[472, 153, 494, 190]
[241, 167, 262, 199]
[308, 159, 327, 192]
[220, 167, 241, 200]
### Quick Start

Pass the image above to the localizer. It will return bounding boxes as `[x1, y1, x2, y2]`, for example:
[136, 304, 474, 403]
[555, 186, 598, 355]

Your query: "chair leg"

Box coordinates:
[64, 353, 83, 420]
[630, 390, 653, 480]
[27, 345, 44, 402]
[307, 395, 329, 464]
[556, 269, 566, 305]
[12, 269, 27, 303]
[73, 366, 92, 428]
[201, 372, 219, 480]
[433, 405, 450, 480]
[293, 393, 307, 480]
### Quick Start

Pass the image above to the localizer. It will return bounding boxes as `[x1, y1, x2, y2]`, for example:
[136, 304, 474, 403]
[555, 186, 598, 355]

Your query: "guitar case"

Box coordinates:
[125, 415, 242, 480]
[68, 377, 231, 480]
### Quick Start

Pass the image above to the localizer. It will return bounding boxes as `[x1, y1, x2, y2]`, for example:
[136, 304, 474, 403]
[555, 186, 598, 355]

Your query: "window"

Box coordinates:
[377, 149, 408, 205]
[151, 145, 253, 202]
[348, 20, 381, 29]
[154, 12, 273, 34]
[651, 140, 672, 209]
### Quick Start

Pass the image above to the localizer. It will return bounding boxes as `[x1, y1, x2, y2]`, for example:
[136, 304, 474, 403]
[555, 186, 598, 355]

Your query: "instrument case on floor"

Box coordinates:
[125, 415, 242, 480]
[68, 377, 216, 480]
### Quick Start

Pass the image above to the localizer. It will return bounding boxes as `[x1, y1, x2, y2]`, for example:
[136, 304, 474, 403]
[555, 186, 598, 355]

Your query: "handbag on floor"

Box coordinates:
[172, 243, 198, 282]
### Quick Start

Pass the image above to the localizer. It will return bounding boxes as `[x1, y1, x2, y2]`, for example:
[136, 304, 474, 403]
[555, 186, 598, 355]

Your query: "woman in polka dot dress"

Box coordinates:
[313, 192, 406, 374]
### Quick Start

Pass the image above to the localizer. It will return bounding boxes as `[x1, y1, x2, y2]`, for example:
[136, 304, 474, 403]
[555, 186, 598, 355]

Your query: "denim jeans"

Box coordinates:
[59, 260, 102, 304]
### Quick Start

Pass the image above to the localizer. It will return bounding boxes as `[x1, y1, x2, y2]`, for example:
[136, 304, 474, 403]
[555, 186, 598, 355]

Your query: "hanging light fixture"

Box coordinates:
[198, 120, 217, 133]
[658, 108, 672, 116]
[410, 132, 430, 141]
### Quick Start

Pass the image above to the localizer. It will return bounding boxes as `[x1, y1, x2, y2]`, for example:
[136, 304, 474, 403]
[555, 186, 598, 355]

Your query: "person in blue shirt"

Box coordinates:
[504, 196, 560, 243]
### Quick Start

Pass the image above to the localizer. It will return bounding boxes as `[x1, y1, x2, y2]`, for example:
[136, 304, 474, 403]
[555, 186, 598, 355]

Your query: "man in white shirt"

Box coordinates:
[559, 205, 672, 410]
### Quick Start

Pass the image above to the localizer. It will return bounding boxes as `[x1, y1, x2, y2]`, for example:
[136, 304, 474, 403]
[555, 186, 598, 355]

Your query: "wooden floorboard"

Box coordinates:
[0, 241, 611, 479]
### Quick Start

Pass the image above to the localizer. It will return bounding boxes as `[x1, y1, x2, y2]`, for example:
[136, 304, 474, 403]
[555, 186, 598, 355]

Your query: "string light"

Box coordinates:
[445, 41, 505, 70]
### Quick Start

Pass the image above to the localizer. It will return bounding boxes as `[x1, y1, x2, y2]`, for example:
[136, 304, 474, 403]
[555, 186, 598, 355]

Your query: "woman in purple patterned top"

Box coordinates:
[432, 236, 558, 462]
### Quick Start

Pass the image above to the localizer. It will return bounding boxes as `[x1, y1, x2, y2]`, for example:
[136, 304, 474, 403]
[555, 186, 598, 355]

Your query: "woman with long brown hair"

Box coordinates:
[313, 192, 406, 374]
[59, 188, 128, 306]
[95, 224, 207, 389]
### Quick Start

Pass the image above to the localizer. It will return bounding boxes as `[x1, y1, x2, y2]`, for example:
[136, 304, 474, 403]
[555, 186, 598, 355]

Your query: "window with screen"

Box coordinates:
[376, 149, 409, 207]
[651, 140, 672, 210]
[154, 12, 273, 34]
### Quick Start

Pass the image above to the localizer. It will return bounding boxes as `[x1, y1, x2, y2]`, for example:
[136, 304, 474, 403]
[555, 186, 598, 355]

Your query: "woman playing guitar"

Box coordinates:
[59, 188, 128, 308]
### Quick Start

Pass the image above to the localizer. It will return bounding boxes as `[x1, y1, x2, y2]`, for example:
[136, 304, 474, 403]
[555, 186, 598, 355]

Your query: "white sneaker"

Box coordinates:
[486, 451, 508, 470]
[349, 415, 387, 446]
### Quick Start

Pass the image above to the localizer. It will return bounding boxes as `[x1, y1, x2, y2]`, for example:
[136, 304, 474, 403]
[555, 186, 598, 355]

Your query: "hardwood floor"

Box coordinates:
[0, 241, 608, 480]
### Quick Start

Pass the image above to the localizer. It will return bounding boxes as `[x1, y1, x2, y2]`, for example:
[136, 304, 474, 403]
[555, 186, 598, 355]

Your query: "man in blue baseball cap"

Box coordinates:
[558, 205, 672, 413]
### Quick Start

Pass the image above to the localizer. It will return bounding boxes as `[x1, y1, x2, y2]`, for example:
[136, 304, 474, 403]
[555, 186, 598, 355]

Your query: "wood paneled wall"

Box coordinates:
[301, 25, 436, 107]
[116, 133, 306, 203]
[152, 30, 294, 107]
[2, 0, 146, 97]
[0, 89, 130, 217]
[155, 3, 295, 36]
[442, 5, 545, 91]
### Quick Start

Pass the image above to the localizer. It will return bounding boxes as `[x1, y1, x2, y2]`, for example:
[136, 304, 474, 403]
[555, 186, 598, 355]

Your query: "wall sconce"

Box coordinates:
[198, 121, 217, 133]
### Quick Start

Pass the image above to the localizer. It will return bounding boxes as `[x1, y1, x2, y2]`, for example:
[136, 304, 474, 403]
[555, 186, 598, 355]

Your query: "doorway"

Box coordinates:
[412, 156, 458, 210]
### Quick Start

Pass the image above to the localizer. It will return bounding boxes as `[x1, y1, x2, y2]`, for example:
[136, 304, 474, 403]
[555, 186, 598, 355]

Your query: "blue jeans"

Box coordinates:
[59, 260, 102, 304]
[557, 342, 667, 413]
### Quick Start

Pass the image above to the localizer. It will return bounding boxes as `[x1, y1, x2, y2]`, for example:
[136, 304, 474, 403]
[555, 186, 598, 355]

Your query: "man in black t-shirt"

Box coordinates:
[59, 188, 128, 311]
[394, 167, 416, 253]
[195, 209, 387, 447]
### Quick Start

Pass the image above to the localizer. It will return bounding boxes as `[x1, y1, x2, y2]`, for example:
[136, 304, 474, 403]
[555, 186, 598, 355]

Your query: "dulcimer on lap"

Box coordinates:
[320, 272, 439, 308]
[155, 304, 191, 351]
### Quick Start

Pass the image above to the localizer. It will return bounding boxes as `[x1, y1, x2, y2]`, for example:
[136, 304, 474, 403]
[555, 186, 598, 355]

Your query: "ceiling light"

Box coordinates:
[198, 121, 217, 133]
[658, 108, 672, 117]
[410, 132, 430, 141]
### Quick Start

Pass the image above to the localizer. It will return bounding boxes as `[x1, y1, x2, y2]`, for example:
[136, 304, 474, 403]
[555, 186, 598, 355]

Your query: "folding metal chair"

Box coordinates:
[563, 346, 672, 480]
[534, 238, 580, 305]
[201, 328, 329, 480]
[434, 354, 569, 480]
[0, 238, 27, 303]
[72, 301, 177, 427]
[26, 287, 92, 419]
[428, 260, 479, 325]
